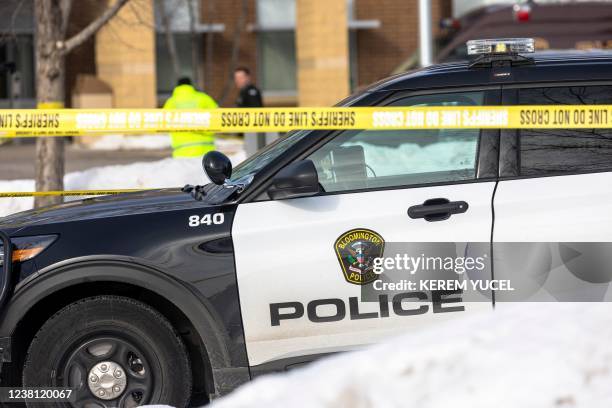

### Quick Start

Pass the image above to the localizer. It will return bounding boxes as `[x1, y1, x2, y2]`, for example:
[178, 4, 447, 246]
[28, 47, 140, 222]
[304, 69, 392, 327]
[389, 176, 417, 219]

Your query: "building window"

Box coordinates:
[256, 0, 363, 96]
[155, 33, 201, 95]
[0, 0, 36, 107]
[154, 0, 222, 98]
[0, 35, 35, 105]
[258, 32, 297, 93]
[257, 0, 296, 27]
[256, 0, 297, 94]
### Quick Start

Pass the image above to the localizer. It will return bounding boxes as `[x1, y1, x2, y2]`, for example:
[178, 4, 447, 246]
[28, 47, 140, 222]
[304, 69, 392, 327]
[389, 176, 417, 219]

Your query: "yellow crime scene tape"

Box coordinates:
[2, 105, 612, 197]
[0, 189, 146, 198]
[0, 105, 611, 137]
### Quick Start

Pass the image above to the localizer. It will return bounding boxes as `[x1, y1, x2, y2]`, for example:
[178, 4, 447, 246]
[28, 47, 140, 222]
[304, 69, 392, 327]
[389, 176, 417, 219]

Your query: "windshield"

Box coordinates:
[229, 130, 310, 182]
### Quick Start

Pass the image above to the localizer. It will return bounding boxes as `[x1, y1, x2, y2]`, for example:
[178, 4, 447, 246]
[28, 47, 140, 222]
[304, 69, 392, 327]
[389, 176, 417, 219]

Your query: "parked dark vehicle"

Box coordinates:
[437, 2, 612, 62]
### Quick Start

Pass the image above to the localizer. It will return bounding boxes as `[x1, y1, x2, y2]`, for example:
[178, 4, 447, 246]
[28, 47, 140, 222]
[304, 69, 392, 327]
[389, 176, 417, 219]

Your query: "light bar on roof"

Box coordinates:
[467, 38, 535, 56]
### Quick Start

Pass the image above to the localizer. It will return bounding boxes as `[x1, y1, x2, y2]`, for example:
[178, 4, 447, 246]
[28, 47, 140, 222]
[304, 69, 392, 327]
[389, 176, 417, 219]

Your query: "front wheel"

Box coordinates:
[23, 296, 192, 408]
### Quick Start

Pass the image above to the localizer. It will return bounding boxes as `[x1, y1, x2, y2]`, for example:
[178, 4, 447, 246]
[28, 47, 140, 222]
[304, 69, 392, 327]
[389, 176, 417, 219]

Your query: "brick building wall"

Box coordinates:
[199, 0, 258, 106]
[198, 0, 453, 106]
[65, 0, 255, 108]
[354, 0, 452, 88]
[64, 0, 453, 108]
[65, 0, 106, 107]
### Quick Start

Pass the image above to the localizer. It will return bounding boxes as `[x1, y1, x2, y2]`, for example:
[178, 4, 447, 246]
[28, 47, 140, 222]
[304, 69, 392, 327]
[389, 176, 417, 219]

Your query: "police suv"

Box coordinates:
[1, 39, 612, 407]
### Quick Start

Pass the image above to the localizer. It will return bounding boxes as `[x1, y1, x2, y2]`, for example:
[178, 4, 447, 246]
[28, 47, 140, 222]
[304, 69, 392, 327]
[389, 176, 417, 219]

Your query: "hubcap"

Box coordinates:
[87, 360, 127, 400]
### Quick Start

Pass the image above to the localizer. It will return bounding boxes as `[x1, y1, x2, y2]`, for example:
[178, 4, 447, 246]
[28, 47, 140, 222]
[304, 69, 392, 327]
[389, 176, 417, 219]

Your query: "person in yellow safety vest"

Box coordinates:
[163, 77, 219, 158]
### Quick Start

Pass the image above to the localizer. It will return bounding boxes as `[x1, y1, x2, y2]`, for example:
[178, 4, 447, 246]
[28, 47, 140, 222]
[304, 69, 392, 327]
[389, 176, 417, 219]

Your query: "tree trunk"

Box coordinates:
[34, 0, 66, 208]
[32, 0, 130, 208]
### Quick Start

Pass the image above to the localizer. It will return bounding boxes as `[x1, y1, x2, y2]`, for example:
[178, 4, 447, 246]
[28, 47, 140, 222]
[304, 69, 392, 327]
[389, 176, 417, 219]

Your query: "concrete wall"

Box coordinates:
[296, 0, 350, 106]
[65, 0, 105, 107]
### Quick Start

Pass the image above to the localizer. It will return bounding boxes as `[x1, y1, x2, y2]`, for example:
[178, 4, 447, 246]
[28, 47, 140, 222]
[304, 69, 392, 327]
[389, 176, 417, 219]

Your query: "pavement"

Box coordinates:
[0, 141, 171, 180]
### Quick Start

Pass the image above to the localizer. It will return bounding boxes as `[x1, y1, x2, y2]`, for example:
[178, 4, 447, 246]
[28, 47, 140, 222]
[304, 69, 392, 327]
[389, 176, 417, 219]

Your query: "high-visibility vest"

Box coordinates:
[163, 84, 218, 158]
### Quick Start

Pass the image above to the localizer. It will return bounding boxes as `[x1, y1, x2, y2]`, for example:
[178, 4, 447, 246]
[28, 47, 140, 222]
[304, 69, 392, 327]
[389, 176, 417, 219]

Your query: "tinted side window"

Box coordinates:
[519, 86, 612, 176]
[306, 91, 484, 193]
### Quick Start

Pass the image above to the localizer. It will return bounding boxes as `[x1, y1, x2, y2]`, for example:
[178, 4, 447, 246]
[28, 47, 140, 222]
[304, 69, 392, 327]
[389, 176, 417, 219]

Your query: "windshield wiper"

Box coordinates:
[182, 174, 254, 202]
[182, 184, 207, 201]
[223, 174, 254, 194]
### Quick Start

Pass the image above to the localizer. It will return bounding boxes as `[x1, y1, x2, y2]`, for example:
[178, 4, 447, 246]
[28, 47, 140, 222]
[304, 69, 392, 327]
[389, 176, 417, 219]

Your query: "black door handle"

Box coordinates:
[408, 198, 469, 222]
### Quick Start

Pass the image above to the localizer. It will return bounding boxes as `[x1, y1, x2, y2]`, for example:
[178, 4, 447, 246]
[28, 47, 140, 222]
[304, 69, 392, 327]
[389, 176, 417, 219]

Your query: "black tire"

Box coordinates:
[22, 296, 192, 408]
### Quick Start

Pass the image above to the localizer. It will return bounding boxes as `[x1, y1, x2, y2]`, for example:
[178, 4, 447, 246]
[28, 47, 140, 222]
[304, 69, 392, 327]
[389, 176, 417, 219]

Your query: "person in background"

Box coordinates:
[163, 77, 218, 158]
[234, 67, 266, 153]
[234, 67, 263, 108]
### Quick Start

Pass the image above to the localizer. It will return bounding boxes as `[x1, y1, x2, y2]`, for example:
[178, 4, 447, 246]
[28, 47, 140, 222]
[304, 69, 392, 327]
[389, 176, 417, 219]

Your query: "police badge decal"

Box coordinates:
[334, 228, 385, 285]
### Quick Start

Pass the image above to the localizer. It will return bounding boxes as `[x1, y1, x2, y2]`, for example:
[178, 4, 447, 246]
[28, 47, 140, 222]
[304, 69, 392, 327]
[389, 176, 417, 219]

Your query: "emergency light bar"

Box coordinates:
[467, 38, 535, 56]
[467, 38, 536, 68]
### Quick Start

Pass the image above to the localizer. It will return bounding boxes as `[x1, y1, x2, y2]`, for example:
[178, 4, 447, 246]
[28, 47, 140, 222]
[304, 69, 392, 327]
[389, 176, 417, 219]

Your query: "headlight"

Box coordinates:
[1, 235, 57, 266]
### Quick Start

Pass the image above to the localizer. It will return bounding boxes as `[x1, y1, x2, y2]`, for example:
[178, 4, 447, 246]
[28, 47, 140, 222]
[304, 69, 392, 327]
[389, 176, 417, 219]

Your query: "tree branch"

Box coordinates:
[62, 0, 131, 54]
[9, 0, 25, 42]
[59, 0, 73, 36]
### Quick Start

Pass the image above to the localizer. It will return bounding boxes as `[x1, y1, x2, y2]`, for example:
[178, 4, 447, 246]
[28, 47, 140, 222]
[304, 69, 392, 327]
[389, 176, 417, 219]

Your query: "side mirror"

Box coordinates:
[267, 160, 321, 200]
[203, 151, 232, 185]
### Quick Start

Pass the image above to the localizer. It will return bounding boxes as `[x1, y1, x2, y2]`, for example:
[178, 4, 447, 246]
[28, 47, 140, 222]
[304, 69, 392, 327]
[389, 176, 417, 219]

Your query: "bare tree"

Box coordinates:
[34, 0, 130, 208]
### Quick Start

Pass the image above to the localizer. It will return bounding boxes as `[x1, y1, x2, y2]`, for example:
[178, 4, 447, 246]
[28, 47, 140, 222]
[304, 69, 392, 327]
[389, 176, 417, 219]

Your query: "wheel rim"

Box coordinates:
[55, 334, 159, 408]
[88, 360, 127, 400]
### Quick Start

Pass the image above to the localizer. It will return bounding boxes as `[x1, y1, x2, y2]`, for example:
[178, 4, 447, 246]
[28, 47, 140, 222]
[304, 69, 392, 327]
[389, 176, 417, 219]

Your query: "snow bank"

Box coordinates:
[0, 150, 246, 217]
[206, 303, 612, 408]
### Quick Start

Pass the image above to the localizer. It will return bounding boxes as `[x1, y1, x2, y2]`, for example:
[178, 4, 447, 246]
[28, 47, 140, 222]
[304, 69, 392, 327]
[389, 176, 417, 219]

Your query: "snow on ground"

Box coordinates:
[0, 149, 246, 217]
[86, 134, 244, 152]
[140, 304, 612, 408]
[196, 303, 612, 408]
[87, 134, 172, 150]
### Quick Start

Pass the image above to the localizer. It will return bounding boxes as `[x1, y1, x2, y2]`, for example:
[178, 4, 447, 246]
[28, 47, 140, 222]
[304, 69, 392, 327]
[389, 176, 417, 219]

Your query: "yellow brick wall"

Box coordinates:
[95, 0, 157, 108]
[296, 0, 350, 107]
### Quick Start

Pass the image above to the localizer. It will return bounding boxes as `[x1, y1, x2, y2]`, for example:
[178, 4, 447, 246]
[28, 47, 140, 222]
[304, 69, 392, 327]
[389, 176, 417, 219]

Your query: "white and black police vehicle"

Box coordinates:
[1, 39, 612, 407]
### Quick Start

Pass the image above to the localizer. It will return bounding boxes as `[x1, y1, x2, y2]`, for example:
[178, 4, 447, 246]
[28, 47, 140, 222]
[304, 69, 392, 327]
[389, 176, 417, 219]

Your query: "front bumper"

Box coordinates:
[0, 336, 10, 363]
[0, 232, 12, 365]
[0, 231, 11, 308]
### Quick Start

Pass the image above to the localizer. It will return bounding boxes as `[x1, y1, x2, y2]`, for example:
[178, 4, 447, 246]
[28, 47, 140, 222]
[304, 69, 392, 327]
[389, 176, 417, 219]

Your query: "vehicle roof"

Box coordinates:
[370, 50, 612, 93]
